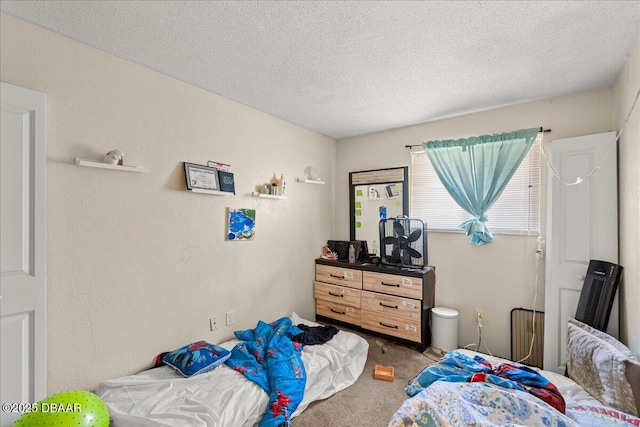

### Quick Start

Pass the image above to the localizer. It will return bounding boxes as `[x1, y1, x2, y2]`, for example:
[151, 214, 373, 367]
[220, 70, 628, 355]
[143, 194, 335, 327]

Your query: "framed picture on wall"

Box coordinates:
[184, 162, 219, 191]
[227, 208, 256, 241]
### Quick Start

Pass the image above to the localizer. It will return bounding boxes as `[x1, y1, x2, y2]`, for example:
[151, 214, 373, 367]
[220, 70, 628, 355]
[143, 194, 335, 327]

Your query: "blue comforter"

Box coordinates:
[225, 317, 306, 427]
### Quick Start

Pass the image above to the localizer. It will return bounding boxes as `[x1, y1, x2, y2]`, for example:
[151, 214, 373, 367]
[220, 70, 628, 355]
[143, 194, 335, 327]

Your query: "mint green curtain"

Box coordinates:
[422, 128, 539, 245]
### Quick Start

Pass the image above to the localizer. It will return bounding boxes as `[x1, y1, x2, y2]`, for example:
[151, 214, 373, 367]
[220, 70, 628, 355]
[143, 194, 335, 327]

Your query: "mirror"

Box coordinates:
[349, 167, 409, 256]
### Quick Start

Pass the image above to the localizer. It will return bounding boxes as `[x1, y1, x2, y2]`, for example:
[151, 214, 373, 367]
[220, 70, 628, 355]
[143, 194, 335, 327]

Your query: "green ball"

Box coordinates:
[14, 389, 109, 426]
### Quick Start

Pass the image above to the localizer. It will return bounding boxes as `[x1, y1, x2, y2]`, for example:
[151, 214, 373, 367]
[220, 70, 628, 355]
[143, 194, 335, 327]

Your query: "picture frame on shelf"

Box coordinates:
[207, 160, 230, 172]
[217, 171, 235, 194]
[184, 162, 219, 191]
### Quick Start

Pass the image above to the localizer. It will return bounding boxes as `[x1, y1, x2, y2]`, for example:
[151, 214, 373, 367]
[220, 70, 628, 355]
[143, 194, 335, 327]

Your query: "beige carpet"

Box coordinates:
[292, 325, 440, 427]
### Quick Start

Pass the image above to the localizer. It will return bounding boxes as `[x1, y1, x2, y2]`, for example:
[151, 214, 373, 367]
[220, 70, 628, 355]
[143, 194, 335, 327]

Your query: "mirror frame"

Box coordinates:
[349, 166, 409, 241]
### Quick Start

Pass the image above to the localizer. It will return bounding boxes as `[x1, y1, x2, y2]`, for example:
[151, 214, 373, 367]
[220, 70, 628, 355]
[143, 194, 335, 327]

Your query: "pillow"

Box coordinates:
[566, 404, 640, 427]
[566, 318, 639, 416]
[625, 359, 640, 417]
[568, 318, 636, 357]
[162, 340, 231, 377]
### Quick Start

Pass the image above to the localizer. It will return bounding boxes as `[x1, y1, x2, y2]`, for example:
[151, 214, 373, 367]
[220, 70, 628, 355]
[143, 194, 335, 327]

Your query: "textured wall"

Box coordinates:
[336, 88, 616, 359]
[614, 36, 640, 355]
[1, 14, 336, 393]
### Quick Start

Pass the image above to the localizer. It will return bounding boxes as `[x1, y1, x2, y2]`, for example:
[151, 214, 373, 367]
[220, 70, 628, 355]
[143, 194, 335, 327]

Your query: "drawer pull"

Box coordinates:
[379, 302, 398, 309]
[381, 281, 400, 287]
[379, 321, 398, 329]
[330, 274, 346, 279]
[328, 292, 344, 298]
[330, 308, 346, 315]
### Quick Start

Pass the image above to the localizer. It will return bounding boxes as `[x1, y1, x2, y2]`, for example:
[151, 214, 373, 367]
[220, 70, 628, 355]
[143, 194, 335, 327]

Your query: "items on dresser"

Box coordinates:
[314, 258, 436, 351]
[327, 240, 369, 261]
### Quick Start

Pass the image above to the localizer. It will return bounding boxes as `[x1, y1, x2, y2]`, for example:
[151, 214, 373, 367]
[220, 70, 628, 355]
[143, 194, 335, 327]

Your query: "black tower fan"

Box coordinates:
[575, 260, 622, 332]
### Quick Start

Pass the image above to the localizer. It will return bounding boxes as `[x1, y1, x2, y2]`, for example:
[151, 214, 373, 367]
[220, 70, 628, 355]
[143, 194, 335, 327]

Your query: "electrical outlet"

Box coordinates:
[226, 310, 235, 326]
[474, 309, 484, 324]
[210, 317, 218, 331]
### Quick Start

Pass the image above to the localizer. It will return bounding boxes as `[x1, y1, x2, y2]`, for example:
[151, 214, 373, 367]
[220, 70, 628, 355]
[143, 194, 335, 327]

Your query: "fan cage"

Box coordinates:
[379, 217, 428, 268]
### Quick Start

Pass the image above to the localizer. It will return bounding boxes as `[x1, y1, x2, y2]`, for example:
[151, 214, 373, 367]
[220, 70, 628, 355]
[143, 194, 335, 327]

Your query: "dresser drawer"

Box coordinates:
[316, 300, 361, 326]
[361, 310, 421, 342]
[363, 271, 422, 299]
[314, 282, 361, 307]
[361, 291, 421, 322]
[315, 264, 362, 289]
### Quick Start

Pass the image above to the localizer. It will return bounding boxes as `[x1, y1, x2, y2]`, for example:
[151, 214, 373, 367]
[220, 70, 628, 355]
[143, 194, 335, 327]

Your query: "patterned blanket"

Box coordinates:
[390, 381, 580, 427]
[225, 317, 306, 427]
[406, 351, 565, 412]
[391, 351, 574, 427]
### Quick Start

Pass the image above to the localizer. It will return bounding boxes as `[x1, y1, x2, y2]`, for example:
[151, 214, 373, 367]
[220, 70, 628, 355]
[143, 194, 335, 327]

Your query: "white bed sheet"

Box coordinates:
[456, 349, 602, 407]
[95, 315, 368, 426]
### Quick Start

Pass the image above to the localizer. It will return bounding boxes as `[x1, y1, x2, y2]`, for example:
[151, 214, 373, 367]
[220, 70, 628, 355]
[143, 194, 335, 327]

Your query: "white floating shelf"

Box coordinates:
[252, 192, 287, 199]
[75, 157, 148, 173]
[190, 188, 233, 196]
[296, 178, 325, 185]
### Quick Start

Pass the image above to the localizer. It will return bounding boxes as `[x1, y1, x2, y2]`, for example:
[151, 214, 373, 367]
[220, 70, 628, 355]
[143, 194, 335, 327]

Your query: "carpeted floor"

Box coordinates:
[292, 325, 440, 427]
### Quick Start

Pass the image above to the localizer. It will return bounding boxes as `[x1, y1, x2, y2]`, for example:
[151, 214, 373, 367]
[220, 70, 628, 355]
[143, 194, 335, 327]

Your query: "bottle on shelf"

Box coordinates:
[278, 173, 285, 196]
[348, 244, 356, 264]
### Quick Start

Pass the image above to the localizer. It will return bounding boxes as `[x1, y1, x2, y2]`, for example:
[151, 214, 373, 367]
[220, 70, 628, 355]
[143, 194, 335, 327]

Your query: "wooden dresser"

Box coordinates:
[314, 258, 435, 351]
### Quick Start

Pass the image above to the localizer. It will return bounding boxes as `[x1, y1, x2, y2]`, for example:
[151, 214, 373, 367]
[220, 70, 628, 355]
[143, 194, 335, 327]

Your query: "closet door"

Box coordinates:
[0, 82, 46, 426]
[543, 131, 618, 374]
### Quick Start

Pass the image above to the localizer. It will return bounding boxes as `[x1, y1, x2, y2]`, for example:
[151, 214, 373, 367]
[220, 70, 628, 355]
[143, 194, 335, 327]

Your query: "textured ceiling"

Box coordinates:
[1, 1, 639, 139]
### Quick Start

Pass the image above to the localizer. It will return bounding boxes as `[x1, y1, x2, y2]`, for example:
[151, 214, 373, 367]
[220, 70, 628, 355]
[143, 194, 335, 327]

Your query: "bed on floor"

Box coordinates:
[95, 313, 368, 426]
[390, 318, 640, 426]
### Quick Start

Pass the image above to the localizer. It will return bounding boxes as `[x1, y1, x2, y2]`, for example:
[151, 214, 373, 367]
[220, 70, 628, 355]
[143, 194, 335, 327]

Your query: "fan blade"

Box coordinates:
[382, 236, 397, 246]
[390, 246, 401, 262]
[406, 247, 422, 259]
[407, 229, 422, 242]
[401, 249, 412, 265]
[393, 221, 405, 236]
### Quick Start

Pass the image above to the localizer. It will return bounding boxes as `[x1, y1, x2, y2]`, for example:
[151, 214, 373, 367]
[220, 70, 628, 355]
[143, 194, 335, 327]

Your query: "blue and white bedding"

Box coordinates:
[95, 314, 368, 426]
[390, 348, 639, 427]
[390, 380, 579, 427]
[391, 351, 576, 427]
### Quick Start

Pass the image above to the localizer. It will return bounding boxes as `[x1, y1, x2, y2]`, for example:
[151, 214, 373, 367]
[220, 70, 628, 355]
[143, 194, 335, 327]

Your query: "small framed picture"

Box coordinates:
[184, 162, 219, 191]
[217, 171, 235, 194]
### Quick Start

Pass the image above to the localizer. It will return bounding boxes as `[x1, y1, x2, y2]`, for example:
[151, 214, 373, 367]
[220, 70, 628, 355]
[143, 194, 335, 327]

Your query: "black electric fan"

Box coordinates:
[379, 217, 428, 268]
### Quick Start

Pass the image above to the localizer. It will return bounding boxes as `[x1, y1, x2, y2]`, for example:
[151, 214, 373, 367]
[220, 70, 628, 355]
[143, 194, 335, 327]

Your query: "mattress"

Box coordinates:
[95, 314, 369, 426]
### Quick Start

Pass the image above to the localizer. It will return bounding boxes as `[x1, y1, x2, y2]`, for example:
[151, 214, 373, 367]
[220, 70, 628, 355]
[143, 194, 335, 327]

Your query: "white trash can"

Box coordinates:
[431, 307, 459, 352]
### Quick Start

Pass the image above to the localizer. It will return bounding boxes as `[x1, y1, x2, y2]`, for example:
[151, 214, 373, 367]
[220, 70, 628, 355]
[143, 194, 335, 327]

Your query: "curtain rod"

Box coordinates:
[404, 127, 552, 149]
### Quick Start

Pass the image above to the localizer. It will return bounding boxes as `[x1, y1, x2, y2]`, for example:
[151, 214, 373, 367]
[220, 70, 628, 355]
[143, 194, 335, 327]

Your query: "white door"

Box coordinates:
[0, 82, 46, 426]
[543, 131, 618, 374]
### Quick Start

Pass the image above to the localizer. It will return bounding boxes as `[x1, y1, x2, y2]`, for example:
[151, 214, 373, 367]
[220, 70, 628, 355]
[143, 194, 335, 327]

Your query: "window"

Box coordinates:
[411, 136, 541, 234]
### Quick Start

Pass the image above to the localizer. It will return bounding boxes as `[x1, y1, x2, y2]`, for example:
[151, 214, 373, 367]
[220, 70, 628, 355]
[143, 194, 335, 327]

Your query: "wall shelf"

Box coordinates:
[252, 192, 287, 200]
[75, 157, 148, 173]
[190, 188, 232, 196]
[297, 178, 325, 185]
